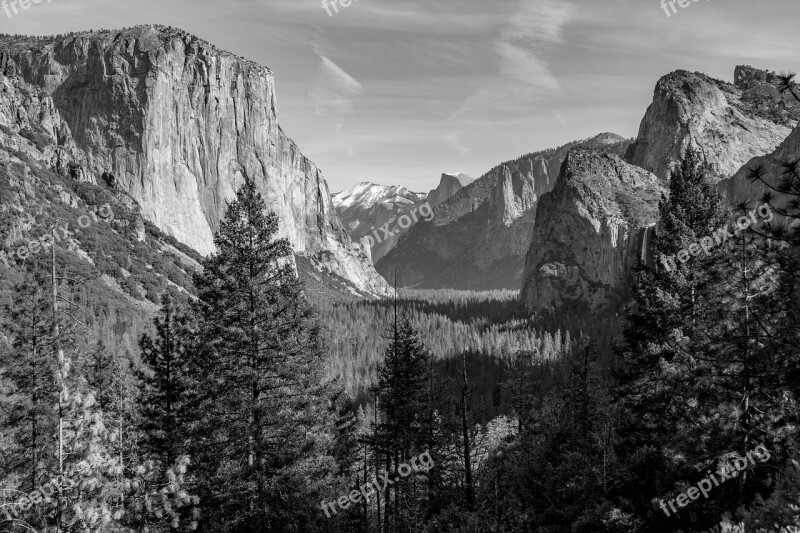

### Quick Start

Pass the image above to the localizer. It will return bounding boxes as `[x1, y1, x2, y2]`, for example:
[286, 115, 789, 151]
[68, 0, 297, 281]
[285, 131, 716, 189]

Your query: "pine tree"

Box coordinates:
[137, 294, 192, 467]
[371, 316, 432, 532]
[0, 268, 58, 499]
[0, 250, 196, 532]
[613, 148, 730, 530]
[681, 205, 796, 526]
[448, 352, 477, 511]
[188, 178, 340, 532]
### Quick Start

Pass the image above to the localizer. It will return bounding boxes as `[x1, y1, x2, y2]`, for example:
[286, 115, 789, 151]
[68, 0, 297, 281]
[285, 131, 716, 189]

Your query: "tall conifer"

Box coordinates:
[189, 179, 339, 531]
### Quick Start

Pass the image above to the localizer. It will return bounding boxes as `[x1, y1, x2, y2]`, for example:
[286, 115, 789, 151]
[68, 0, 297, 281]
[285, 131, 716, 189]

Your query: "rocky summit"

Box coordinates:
[0, 25, 389, 297]
[427, 172, 474, 207]
[626, 66, 797, 182]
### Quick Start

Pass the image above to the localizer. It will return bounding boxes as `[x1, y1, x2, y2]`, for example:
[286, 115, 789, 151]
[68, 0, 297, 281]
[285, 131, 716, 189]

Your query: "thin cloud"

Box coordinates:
[503, 0, 575, 44]
[495, 41, 558, 90]
[308, 55, 364, 116]
[444, 131, 470, 155]
[451, 0, 576, 119]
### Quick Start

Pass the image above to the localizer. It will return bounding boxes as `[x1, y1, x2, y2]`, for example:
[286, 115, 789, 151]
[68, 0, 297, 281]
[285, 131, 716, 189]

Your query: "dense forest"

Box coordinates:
[317, 289, 573, 398]
[2, 142, 800, 532]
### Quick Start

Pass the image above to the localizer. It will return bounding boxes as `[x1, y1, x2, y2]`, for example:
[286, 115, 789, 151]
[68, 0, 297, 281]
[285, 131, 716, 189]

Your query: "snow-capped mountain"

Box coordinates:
[333, 182, 428, 263]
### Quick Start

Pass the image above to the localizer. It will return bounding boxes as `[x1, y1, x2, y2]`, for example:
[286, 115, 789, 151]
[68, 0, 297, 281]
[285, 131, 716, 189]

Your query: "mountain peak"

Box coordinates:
[734, 65, 779, 89]
[428, 172, 474, 207]
[584, 132, 627, 145]
[333, 183, 424, 210]
[626, 65, 797, 180]
[332, 183, 428, 263]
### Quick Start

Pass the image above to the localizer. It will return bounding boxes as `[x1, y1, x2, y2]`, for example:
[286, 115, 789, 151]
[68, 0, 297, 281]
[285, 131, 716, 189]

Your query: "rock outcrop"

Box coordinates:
[427, 172, 473, 207]
[521, 66, 798, 318]
[376, 133, 631, 289]
[722, 122, 800, 208]
[0, 25, 389, 296]
[521, 151, 664, 314]
[626, 67, 797, 182]
[333, 182, 427, 263]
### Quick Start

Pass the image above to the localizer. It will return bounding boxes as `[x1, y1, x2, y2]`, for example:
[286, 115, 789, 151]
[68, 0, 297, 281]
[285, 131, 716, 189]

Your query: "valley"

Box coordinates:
[0, 13, 799, 533]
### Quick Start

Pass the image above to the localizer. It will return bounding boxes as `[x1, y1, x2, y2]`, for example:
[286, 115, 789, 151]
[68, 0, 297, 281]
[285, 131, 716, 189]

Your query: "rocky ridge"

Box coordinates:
[521, 66, 797, 317]
[520, 151, 664, 314]
[376, 133, 631, 289]
[723, 122, 800, 209]
[626, 67, 797, 182]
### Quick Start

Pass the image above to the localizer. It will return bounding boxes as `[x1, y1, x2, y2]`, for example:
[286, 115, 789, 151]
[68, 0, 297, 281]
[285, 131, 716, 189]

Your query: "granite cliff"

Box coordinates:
[0, 25, 388, 296]
[626, 66, 798, 181]
[520, 151, 663, 315]
[521, 66, 797, 317]
[376, 133, 631, 289]
[723, 122, 800, 209]
[427, 172, 473, 207]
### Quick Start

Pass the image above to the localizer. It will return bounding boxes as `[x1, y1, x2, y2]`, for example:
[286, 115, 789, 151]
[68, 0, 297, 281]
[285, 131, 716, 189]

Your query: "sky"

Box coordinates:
[3, 0, 798, 194]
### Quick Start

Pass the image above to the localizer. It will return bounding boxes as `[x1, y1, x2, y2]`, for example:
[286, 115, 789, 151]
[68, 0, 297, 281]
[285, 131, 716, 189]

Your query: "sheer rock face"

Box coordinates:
[376, 133, 630, 289]
[0, 26, 388, 296]
[626, 68, 794, 182]
[521, 66, 797, 317]
[427, 173, 473, 207]
[521, 151, 664, 314]
[722, 123, 800, 207]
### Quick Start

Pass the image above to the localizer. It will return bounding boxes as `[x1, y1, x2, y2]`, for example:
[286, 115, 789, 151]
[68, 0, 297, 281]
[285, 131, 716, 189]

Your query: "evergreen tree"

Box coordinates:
[613, 148, 730, 530]
[0, 268, 58, 499]
[137, 294, 192, 466]
[188, 179, 340, 532]
[371, 316, 432, 532]
[461, 343, 630, 532]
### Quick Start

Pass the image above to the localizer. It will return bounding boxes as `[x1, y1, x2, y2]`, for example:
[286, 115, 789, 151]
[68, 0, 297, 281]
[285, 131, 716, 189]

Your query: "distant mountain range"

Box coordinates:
[333, 173, 473, 262]
[375, 133, 632, 289]
[2, 25, 798, 321]
[333, 63, 800, 327]
[333, 183, 426, 263]
[342, 65, 798, 323]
